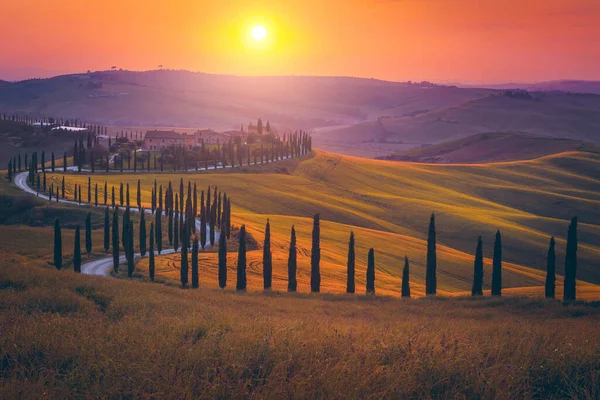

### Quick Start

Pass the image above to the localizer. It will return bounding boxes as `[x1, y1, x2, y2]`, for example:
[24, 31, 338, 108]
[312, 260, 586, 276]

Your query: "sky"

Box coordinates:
[2, 0, 600, 83]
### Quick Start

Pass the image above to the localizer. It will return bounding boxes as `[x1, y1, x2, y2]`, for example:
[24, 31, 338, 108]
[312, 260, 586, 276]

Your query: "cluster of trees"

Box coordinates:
[0, 113, 107, 133]
[51, 176, 233, 280]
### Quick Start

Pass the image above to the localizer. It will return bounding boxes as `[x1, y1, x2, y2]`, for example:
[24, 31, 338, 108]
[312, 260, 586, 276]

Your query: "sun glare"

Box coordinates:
[251, 25, 268, 41]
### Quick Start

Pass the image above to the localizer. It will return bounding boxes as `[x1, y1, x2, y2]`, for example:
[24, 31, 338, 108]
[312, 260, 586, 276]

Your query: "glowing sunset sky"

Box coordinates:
[2, 0, 600, 83]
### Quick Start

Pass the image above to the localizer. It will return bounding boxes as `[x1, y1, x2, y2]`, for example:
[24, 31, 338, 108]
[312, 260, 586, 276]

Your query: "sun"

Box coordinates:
[251, 25, 268, 41]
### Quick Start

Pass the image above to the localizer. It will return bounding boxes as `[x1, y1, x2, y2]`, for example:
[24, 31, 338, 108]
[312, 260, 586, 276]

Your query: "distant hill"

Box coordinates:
[0, 70, 491, 130]
[377, 132, 599, 163]
[472, 80, 600, 95]
[314, 91, 600, 157]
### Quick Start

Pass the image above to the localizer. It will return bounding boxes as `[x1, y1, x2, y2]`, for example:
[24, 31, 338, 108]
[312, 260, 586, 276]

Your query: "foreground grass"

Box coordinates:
[1, 260, 599, 399]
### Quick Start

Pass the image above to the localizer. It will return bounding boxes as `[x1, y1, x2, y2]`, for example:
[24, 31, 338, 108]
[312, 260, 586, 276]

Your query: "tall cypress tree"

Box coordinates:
[62, 176, 65, 199]
[563, 217, 578, 302]
[51, 152, 55, 172]
[122, 207, 130, 249]
[73, 225, 82, 273]
[191, 236, 199, 289]
[218, 230, 227, 289]
[200, 206, 207, 249]
[104, 181, 107, 205]
[263, 219, 272, 290]
[87, 177, 91, 203]
[112, 208, 119, 273]
[310, 213, 321, 293]
[346, 231, 355, 294]
[366, 248, 375, 295]
[168, 206, 174, 246]
[137, 179, 141, 210]
[180, 229, 188, 288]
[104, 207, 110, 255]
[174, 206, 179, 252]
[287, 225, 297, 292]
[545, 237, 556, 299]
[236, 225, 247, 291]
[401, 256, 410, 298]
[156, 207, 163, 254]
[140, 210, 147, 257]
[120, 182, 124, 206]
[127, 221, 134, 278]
[126, 183, 130, 207]
[94, 183, 98, 207]
[491, 230, 502, 296]
[112, 186, 115, 208]
[149, 222, 155, 282]
[471, 236, 484, 296]
[54, 219, 62, 270]
[85, 212, 92, 258]
[63, 152, 67, 172]
[426, 213, 437, 295]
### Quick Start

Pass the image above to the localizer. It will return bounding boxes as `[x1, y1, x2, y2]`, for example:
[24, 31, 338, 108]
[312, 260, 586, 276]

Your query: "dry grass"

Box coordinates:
[1, 260, 599, 399]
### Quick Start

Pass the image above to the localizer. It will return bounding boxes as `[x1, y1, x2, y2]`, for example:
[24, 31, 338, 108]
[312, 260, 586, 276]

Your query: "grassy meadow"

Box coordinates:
[44, 149, 600, 297]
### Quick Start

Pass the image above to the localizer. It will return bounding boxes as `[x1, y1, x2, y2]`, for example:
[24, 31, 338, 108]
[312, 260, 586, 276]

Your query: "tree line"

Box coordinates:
[53, 204, 581, 301]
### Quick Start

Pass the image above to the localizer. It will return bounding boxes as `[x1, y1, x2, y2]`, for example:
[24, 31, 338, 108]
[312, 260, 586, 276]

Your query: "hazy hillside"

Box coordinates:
[315, 92, 600, 157]
[474, 80, 600, 95]
[378, 132, 598, 163]
[0, 70, 491, 131]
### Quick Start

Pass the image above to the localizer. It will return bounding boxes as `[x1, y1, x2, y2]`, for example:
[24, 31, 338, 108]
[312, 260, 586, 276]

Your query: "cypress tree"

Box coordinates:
[87, 177, 91, 203]
[401, 256, 410, 298]
[426, 213, 437, 296]
[471, 236, 484, 296]
[218, 229, 227, 289]
[41, 151, 45, 173]
[73, 225, 82, 273]
[137, 179, 141, 210]
[51, 152, 55, 172]
[200, 206, 207, 249]
[140, 210, 147, 257]
[192, 236, 199, 288]
[366, 248, 375, 295]
[62, 176, 65, 199]
[174, 207, 179, 252]
[122, 207, 130, 249]
[149, 222, 155, 282]
[156, 207, 163, 254]
[85, 212, 92, 258]
[104, 181, 107, 205]
[63, 152, 67, 172]
[287, 225, 297, 292]
[236, 224, 247, 291]
[54, 219, 62, 270]
[310, 213, 321, 293]
[491, 230, 502, 296]
[346, 231, 355, 294]
[545, 237, 556, 299]
[127, 221, 134, 278]
[120, 182, 124, 205]
[263, 219, 272, 290]
[111, 186, 115, 208]
[180, 229, 188, 288]
[563, 217, 578, 302]
[94, 183, 98, 207]
[168, 205, 174, 246]
[7, 160, 12, 182]
[104, 207, 110, 255]
[193, 183, 198, 230]
[209, 201, 216, 246]
[126, 183, 130, 207]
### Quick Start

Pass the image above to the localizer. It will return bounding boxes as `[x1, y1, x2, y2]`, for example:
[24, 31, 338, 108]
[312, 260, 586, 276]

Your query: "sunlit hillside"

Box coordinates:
[46, 149, 600, 296]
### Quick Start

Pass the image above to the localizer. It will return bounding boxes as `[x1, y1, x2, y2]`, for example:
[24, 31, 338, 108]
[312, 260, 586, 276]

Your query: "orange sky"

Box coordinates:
[2, 0, 600, 83]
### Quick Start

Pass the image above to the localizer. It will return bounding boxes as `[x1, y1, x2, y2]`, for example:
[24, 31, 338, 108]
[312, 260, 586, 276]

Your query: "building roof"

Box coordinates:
[145, 130, 182, 140]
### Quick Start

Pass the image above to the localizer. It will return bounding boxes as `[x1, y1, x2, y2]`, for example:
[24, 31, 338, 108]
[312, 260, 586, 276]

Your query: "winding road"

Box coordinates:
[14, 171, 218, 277]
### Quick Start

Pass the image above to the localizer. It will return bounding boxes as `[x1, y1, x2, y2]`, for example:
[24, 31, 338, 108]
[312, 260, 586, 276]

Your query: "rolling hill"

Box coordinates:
[378, 132, 600, 164]
[42, 149, 600, 293]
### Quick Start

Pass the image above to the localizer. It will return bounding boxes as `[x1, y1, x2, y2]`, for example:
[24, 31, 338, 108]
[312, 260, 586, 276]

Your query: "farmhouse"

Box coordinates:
[143, 130, 187, 150]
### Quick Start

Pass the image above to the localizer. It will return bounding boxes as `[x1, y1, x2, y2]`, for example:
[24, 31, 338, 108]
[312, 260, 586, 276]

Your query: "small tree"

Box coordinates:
[310, 213, 321, 293]
[263, 219, 272, 290]
[180, 229, 189, 288]
[140, 210, 147, 257]
[104, 207, 110, 255]
[236, 225, 247, 291]
[112, 208, 120, 273]
[149, 222, 155, 282]
[471, 236, 484, 296]
[491, 230, 502, 296]
[192, 236, 199, 288]
[346, 231, 355, 294]
[563, 217, 578, 302]
[73, 225, 82, 273]
[218, 230, 227, 289]
[366, 248, 375, 295]
[287, 225, 297, 292]
[426, 213, 437, 295]
[85, 212, 92, 258]
[137, 179, 141, 210]
[401, 256, 410, 298]
[54, 219, 62, 270]
[545, 237, 556, 299]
